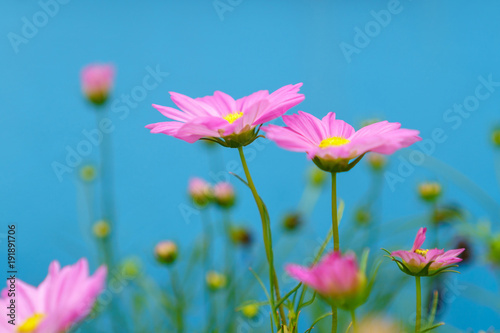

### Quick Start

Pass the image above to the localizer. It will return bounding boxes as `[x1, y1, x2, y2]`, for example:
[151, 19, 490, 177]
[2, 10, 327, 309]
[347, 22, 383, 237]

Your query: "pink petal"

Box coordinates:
[411, 228, 427, 252]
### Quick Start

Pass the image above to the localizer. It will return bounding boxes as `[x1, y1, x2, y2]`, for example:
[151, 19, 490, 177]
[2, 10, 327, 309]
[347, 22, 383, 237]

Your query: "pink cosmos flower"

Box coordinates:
[262, 111, 421, 172]
[213, 182, 236, 208]
[146, 84, 305, 147]
[286, 251, 367, 309]
[188, 177, 213, 206]
[388, 227, 465, 276]
[0, 258, 106, 333]
[81, 63, 115, 105]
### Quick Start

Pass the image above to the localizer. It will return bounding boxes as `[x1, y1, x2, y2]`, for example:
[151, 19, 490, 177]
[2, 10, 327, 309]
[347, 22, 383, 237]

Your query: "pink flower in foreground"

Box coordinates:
[81, 63, 115, 105]
[0, 258, 106, 333]
[188, 177, 213, 207]
[286, 251, 368, 309]
[387, 227, 465, 276]
[262, 111, 421, 172]
[146, 84, 304, 147]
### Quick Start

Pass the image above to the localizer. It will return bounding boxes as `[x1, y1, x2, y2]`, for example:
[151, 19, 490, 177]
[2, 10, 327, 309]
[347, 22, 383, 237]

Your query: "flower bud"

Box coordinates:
[308, 167, 327, 187]
[492, 128, 500, 147]
[417, 182, 442, 202]
[230, 226, 253, 246]
[354, 207, 371, 226]
[80, 165, 97, 182]
[240, 304, 259, 318]
[93, 220, 111, 238]
[81, 64, 115, 106]
[121, 257, 141, 279]
[213, 182, 236, 208]
[432, 203, 462, 225]
[206, 271, 227, 291]
[487, 234, 500, 265]
[286, 251, 368, 310]
[155, 241, 178, 265]
[282, 212, 302, 231]
[366, 153, 387, 171]
[188, 178, 213, 207]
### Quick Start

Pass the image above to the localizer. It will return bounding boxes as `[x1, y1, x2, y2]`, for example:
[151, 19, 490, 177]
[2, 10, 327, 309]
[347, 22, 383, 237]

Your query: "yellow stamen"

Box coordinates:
[319, 136, 350, 148]
[415, 249, 429, 257]
[18, 313, 45, 332]
[223, 111, 244, 124]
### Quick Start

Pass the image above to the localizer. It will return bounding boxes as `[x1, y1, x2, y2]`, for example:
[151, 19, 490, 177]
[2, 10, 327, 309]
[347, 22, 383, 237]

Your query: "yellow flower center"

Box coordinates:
[415, 248, 429, 257]
[223, 111, 244, 124]
[18, 313, 45, 332]
[319, 136, 350, 148]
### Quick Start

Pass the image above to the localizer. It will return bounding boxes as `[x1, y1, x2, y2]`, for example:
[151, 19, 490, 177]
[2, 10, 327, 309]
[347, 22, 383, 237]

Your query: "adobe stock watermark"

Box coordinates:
[339, 0, 412, 63]
[213, 0, 244, 21]
[7, 0, 72, 54]
[385, 74, 500, 191]
[51, 65, 169, 182]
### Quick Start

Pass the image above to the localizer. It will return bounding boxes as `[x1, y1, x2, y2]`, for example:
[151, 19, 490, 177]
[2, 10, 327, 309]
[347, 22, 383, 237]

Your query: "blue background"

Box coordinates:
[1, 0, 500, 331]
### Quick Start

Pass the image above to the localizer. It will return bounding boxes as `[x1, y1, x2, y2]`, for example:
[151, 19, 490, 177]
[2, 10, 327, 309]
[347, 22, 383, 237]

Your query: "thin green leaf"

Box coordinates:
[419, 322, 444, 332]
[275, 283, 302, 311]
[305, 312, 333, 333]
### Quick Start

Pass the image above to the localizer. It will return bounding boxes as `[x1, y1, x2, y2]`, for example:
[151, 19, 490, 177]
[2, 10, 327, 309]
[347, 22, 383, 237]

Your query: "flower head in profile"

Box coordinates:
[0, 258, 106, 333]
[286, 251, 371, 310]
[263, 111, 421, 172]
[385, 227, 464, 277]
[188, 177, 213, 207]
[146, 84, 304, 148]
[81, 63, 115, 105]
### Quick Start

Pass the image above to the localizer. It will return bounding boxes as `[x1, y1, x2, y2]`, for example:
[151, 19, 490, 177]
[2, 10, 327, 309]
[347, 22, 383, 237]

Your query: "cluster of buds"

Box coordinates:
[188, 178, 236, 209]
[81, 64, 115, 106]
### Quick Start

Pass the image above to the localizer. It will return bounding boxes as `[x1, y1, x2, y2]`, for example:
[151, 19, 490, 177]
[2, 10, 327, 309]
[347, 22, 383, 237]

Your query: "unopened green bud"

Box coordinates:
[308, 168, 327, 187]
[492, 128, 500, 147]
[80, 165, 97, 182]
[367, 153, 386, 171]
[206, 271, 227, 291]
[121, 257, 141, 278]
[282, 212, 302, 231]
[230, 226, 253, 246]
[155, 241, 178, 265]
[241, 304, 259, 318]
[418, 182, 442, 202]
[93, 220, 111, 238]
[354, 208, 371, 226]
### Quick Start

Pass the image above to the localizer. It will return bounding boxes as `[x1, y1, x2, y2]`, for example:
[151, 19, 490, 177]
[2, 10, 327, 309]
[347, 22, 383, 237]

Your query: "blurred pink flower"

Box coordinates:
[213, 182, 235, 208]
[262, 111, 421, 172]
[286, 251, 366, 308]
[389, 227, 464, 276]
[81, 63, 115, 105]
[0, 258, 106, 333]
[146, 84, 304, 147]
[188, 177, 213, 206]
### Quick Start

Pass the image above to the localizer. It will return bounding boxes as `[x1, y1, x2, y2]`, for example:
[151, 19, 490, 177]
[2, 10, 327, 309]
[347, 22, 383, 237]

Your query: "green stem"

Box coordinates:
[350, 310, 356, 330]
[223, 210, 236, 332]
[331, 172, 339, 333]
[169, 267, 184, 333]
[201, 210, 213, 331]
[331, 305, 337, 333]
[237, 147, 286, 327]
[331, 172, 339, 251]
[415, 276, 421, 333]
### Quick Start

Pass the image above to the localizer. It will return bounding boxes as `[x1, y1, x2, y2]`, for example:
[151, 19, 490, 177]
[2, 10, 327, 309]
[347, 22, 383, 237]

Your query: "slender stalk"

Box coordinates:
[201, 210, 214, 331]
[237, 147, 286, 327]
[331, 172, 339, 333]
[223, 209, 236, 332]
[331, 172, 339, 251]
[169, 267, 184, 333]
[350, 310, 356, 330]
[415, 276, 421, 333]
[331, 306, 338, 333]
